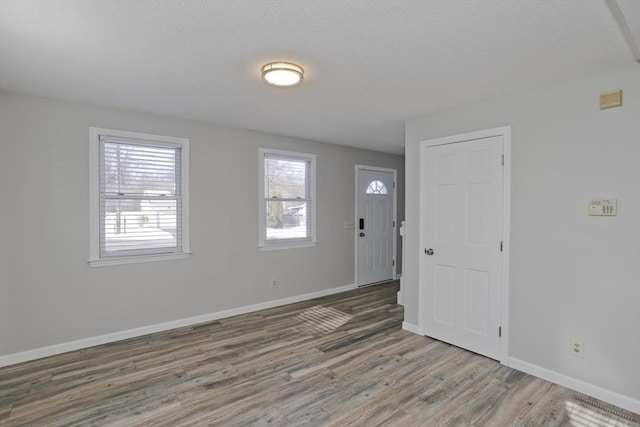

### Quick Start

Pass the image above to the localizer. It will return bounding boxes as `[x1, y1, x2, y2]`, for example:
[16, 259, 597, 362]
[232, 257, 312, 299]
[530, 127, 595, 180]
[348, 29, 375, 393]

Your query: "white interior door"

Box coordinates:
[356, 168, 395, 286]
[420, 135, 504, 360]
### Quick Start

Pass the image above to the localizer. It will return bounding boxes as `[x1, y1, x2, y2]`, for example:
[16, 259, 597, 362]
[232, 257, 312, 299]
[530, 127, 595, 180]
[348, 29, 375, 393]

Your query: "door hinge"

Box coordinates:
[501, 154, 504, 166]
[393, 181, 396, 188]
[500, 241, 503, 252]
[499, 326, 502, 337]
[392, 260, 395, 267]
[393, 220, 395, 227]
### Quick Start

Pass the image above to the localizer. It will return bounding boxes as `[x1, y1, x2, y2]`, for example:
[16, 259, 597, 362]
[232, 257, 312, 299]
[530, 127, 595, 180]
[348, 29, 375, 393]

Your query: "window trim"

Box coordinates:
[258, 148, 317, 251]
[89, 127, 191, 267]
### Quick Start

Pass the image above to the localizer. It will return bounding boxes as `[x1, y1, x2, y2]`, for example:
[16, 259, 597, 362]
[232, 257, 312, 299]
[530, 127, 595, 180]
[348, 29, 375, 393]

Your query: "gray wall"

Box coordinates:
[404, 63, 640, 403]
[0, 91, 404, 357]
[0, 98, 9, 351]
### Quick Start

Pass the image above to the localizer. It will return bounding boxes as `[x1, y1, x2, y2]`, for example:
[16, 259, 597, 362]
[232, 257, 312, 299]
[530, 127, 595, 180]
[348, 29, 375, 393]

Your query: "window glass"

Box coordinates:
[260, 149, 316, 248]
[101, 141, 181, 256]
[366, 179, 388, 195]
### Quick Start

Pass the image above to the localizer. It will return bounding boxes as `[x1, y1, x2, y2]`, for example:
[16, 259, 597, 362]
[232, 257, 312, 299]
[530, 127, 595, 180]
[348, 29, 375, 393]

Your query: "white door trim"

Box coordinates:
[418, 126, 511, 364]
[355, 165, 398, 287]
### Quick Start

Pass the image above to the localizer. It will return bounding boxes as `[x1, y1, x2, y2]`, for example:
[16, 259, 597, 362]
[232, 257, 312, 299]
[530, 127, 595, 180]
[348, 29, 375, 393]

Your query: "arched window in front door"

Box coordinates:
[366, 180, 388, 195]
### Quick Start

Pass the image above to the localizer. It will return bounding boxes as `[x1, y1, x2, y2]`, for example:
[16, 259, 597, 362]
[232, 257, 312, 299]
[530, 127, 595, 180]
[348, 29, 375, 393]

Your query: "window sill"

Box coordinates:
[258, 241, 317, 252]
[88, 252, 192, 267]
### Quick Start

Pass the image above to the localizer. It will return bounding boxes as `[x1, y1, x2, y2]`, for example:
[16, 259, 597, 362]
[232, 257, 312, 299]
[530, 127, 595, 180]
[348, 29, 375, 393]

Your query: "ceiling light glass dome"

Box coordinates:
[262, 62, 304, 87]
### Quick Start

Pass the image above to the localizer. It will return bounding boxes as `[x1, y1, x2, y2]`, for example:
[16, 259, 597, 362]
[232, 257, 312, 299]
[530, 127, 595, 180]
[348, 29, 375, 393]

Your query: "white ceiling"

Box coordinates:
[0, 0, 638, 154]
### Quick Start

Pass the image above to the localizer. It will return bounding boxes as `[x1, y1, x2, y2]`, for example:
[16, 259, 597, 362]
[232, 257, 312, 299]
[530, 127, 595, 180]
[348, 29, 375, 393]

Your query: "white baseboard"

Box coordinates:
[397, 274, 405, 306]
[0, 283, 357, 368]
[402, 321, 421, 335]
[507, 357, 640, 415]
[396, 281, 404, 306]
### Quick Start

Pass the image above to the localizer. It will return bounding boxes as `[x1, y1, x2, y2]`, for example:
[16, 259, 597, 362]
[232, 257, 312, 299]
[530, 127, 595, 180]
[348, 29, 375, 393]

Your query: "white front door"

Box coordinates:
[356, 168, 395, 286]
[420, 135, 504, 360]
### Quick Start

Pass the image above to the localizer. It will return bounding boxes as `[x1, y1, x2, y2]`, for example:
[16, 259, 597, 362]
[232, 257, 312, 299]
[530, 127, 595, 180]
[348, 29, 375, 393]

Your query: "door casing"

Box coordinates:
[355, 165, 398, 287]
[418, 126, 511, 363]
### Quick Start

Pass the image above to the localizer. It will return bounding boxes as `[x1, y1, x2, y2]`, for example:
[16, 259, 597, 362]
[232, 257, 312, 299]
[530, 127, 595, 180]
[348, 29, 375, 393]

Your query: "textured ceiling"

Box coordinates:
[0, 0, 637, 154]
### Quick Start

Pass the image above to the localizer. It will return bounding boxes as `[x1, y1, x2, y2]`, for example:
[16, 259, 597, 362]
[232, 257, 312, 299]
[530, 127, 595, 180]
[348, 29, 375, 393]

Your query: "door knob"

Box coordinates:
[359, 232, 365, 237]
[425, 248, 434, 255]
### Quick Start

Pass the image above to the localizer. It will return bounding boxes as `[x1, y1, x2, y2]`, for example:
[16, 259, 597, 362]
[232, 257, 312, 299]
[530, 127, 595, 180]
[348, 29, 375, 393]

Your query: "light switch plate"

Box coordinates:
[589, 198, 617, 216]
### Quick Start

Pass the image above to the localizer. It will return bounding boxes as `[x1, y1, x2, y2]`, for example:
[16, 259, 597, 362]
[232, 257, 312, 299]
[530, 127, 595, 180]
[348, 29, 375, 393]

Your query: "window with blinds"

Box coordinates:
[90, 128, 190, 265]
[260, 149, 316, 248]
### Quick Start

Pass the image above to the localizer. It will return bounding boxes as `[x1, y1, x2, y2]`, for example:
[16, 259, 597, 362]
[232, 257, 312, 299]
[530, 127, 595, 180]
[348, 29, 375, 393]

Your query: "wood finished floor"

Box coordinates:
[1, 281, 638, 426]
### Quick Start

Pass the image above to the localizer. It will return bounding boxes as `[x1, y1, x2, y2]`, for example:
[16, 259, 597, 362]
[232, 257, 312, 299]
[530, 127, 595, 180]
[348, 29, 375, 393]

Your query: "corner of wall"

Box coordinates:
[0, 93, 10, 355]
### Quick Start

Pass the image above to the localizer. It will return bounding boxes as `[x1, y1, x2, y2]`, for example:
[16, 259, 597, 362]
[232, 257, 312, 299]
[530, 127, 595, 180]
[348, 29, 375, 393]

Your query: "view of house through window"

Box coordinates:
[261, 149, 316, 246]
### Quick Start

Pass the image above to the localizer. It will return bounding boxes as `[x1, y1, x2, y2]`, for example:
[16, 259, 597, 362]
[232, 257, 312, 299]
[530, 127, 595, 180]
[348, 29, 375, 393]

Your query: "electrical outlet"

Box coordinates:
[271, 279, 277, 288]
[571, 339, 584, 358]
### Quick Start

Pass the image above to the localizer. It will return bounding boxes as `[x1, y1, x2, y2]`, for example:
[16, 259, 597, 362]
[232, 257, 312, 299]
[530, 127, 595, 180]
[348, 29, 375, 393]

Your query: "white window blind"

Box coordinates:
[99, 138, 183, 257]
[260, 149, 316, 248]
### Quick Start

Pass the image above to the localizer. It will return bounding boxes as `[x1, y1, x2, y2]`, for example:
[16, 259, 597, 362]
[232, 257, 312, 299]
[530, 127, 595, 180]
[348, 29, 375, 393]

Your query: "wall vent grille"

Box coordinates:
[573, 395, 639, 423]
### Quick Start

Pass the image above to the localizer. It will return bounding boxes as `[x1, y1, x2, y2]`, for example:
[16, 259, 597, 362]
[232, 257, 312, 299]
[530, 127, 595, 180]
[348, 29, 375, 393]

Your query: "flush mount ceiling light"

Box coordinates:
[261, 62, 304, 87]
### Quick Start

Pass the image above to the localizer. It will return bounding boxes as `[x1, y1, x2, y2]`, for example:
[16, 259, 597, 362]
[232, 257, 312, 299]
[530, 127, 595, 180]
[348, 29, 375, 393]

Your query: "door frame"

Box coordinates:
[418, 126, 511, 363]
[355, 165, 398, 287]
